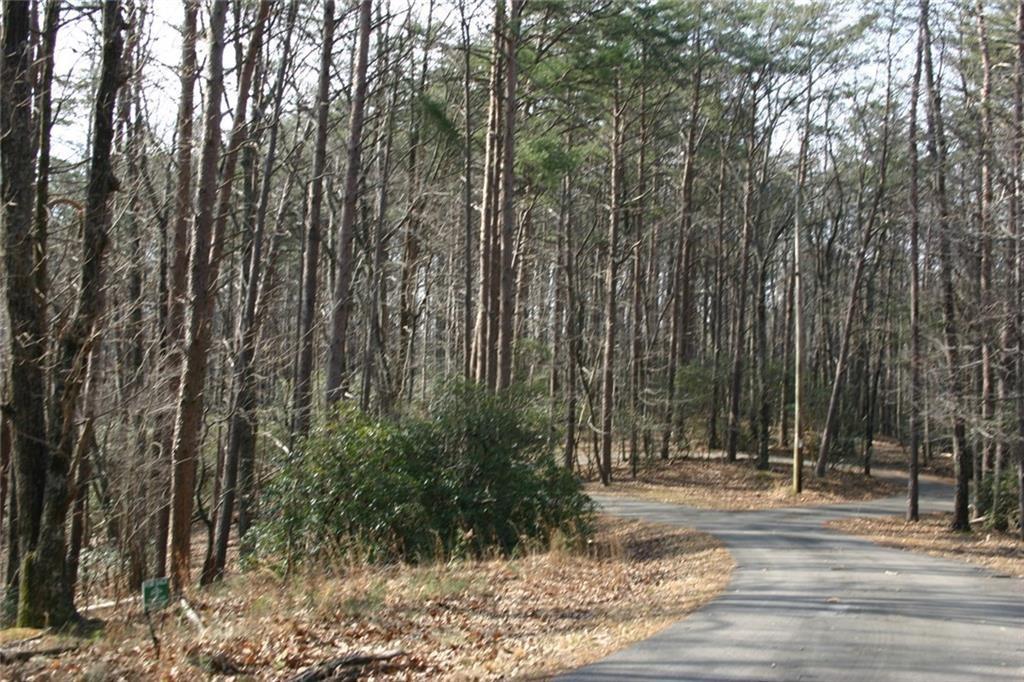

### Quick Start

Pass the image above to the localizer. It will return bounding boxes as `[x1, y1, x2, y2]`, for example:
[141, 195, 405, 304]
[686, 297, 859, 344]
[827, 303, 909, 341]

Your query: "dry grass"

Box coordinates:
[586, 456, 900, 511]
[865, 439, 956, 478]
[828, 512, 1024, 578]
[5, 516, 732, 680]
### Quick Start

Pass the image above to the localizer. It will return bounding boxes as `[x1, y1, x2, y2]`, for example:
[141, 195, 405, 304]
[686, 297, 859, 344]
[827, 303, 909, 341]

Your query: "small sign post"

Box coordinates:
[141, 577, 170, 656]
[142, 577, 170, 613]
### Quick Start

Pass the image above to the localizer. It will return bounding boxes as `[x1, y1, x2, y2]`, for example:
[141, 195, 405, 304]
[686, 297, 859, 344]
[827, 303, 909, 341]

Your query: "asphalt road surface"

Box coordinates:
[561, 474, 1024, 681]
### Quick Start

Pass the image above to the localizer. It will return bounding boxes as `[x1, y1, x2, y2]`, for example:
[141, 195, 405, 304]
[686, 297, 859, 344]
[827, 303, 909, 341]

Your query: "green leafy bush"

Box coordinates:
[250, 408, 428, 565]
[251, 382, 593, 570]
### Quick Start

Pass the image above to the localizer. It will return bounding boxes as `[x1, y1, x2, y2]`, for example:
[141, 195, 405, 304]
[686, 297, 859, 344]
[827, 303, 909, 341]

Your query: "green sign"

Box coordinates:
[142, 577, 170, 612]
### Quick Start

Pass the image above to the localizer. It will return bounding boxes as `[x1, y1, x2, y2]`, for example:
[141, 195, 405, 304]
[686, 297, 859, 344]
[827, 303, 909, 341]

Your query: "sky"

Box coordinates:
[46, 0, 922, 172]
[49, 0, 476, 165]
[53, 1, 185, 160]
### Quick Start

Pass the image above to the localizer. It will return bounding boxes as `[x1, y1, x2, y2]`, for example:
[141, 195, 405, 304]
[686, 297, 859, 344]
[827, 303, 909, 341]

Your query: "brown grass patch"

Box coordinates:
[586, 456, 900, 510]
[828, 512, 1024, 578]
[7, 516, 732, 680]
[865, 439, 956, 478]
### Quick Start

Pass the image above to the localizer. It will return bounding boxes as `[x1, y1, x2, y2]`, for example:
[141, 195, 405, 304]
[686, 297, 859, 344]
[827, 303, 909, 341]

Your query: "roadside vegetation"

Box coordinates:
[252, 382, 593, 569]
[829, 513, 1024, 578]
[0, 517, 732, 680]
[587, 456, 901, 511]
[2, 0, 1024, 673]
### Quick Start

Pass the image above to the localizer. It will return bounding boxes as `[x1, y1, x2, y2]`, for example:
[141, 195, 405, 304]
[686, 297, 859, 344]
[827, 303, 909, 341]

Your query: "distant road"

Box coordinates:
[562, 475, 1024, 681]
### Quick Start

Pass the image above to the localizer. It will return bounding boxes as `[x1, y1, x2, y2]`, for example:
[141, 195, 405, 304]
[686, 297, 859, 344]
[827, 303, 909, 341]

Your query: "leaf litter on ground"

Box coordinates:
[2, 515, 732, 680]
[828, 512, 1024, 578]
[586, 454, 900, 511]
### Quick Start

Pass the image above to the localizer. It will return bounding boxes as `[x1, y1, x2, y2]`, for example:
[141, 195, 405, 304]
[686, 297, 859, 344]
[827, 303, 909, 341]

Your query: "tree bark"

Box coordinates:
[562, 174, 578, 470]
[325, 0, 373, 405]
[920, 0, 970, 531]
[662, 52, 702, 459]
[208, 0, 299, 582]
[792, 61, 812, 494]
[908, 19, 924, 521]
[726, 90, 757, 463]
[460, 0, 474, 380]
[292, 0, 335, 437]
[1014, 0, 1024, 540]
[20, 0, 123, 627]
[168, 0, 268, 593]
[974, 1, 995, 517]
[497, 0, 524, 390]
[599, 84, 624, 485]
[155, 0, 199, 580]
[1, 0, 46, 623]
[473, 2, 504, 389]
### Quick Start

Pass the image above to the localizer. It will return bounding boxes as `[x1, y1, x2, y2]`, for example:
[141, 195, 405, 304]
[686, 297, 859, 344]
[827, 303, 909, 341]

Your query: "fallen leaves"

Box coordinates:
[586, 456, 900, 510]
[828, 512, 1024, 578]
[3, 516, 733, 680]
[0, 632, 80, 665]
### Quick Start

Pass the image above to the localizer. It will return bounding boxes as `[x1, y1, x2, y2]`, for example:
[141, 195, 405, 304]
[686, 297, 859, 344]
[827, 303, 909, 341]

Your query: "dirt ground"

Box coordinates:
[866, 438, 956, 478]
[828, 512, 1024, 578]
[585, 454, 901, 511]
[0, 516, 734, 680]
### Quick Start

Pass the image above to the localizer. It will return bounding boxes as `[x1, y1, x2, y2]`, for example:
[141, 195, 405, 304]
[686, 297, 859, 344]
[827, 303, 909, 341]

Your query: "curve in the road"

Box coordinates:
[562, 475, 1024, 682]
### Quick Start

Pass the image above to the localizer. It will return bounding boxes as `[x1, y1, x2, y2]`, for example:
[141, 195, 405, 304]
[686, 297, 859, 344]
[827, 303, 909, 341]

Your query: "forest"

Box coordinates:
[0, 0, 1023, 678]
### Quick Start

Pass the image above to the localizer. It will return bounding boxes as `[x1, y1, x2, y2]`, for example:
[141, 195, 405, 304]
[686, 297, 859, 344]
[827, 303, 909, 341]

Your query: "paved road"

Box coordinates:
[562, 474, 1024, 681]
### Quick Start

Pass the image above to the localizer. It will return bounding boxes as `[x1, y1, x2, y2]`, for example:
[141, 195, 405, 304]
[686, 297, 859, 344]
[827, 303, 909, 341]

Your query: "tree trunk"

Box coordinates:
[726, 95, 757, 463]
[562, 175, 578, 470]
[920, 0, 970, 531]
[1, 0, 68, 621]
[1, 0, 47, 623]
[496, 0, 523, 390]
[20, 0, 123, 627]
[1014, 0, 1024, 540]
[292, 0, 334, 436]
[208, 0, 299, 582]
[792, 63, 812, 494]
[662, 53, 702, 459]
[460, 0, 474, 380]
[908, 20, 924, 521]
[708, 156, 727, 451]
[325, 0, 373, 405]
[974, 3, 995, 516]
[473, 4, 504, 387]
[600, 85, 624, 486]
[754, 258, 770, 470]
[629, 96, 647, 475]
[155, 0, 199, 580]
[168, 0, 268, 593]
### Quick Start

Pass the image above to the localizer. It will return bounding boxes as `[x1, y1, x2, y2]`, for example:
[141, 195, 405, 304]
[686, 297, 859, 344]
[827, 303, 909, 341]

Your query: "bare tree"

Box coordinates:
[919, 0, 970, 531]
[168, 0, 269, 592]
[907, 15, 924, 522]
[325, 0, 373, 404]
[154, 0, 199, 580]
[18, 0, 124, 626]
[292, 0, 335, 437]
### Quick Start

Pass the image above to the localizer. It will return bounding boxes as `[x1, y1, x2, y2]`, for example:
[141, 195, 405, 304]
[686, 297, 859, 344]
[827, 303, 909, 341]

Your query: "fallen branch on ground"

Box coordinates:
[286, 650, 403, 682]
[0, 641, 79, 663]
